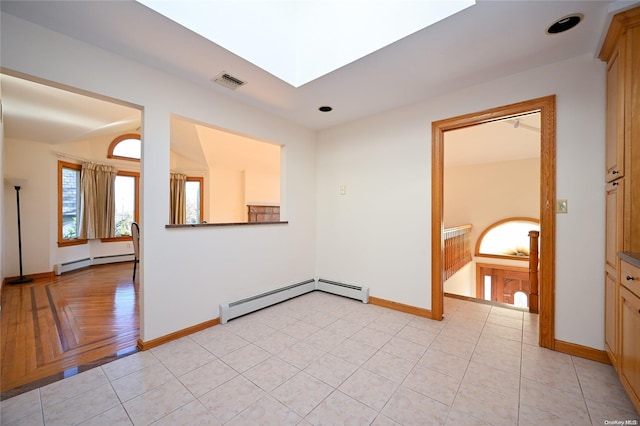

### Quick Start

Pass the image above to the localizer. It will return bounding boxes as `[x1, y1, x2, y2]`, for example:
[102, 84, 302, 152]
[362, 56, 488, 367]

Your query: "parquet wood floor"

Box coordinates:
[0, 262, 139, 395]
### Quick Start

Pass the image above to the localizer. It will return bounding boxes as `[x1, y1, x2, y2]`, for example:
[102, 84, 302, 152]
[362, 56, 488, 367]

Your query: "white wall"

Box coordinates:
[317, 53, 606, 349]
[210, 167, 246, 223]
[3, 139, 53, 276]
[245, 170, 280, 206]
[1, 12, 317, 342]
[444, 157, 540, 250]
[444, 263, 474, 296]
[0, 106, 5, 283]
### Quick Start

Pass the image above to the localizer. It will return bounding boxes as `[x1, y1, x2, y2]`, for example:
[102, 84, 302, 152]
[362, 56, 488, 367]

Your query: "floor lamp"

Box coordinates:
[5, 178, 33, 284]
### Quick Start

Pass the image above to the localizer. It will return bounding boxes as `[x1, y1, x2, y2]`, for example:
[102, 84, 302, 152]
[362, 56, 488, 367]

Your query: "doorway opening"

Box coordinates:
[1, 71, 143, 393]
[431, 96, 556, 349]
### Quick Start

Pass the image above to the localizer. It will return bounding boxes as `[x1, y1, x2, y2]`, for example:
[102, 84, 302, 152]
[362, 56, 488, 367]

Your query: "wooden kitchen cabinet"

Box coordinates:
[600, 5, 640, 411]
[620, 263, 640, 412]
[605, 40, 624, 183]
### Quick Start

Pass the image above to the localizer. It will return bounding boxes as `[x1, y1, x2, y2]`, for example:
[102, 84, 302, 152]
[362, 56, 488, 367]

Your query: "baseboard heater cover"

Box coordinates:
[92, 254, 134, 266]
[54, 253, 135, 275]
[219, 278, 369, 324]
[316, 278, 369, 304]
[219, 279, 316, 324]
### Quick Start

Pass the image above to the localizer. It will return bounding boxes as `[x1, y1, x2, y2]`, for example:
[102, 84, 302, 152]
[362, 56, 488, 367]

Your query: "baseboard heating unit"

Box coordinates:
[54, 253, 135, 275]
[54, 258, 92, 275]
[219, 279, 316, 324]
[316, 278, 369, 303]
[92, 254, 134, 266]
[219, 278, 370, 324]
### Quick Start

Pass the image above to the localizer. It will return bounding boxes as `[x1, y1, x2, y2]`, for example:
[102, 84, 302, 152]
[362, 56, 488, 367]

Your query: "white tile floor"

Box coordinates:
[2, 292, 639, 425]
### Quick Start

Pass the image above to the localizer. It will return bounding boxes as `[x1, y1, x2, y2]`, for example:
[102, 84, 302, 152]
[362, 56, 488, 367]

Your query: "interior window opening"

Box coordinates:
[170, 114, 282, 225]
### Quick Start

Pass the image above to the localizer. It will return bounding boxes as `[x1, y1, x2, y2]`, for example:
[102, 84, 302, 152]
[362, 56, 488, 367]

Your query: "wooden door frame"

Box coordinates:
[431, 95, 556, 349]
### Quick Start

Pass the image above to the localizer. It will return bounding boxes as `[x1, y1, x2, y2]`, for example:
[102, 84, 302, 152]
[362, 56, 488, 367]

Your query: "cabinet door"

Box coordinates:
[606, 179, 624, 270]
[605, 268, 618, 365]
[605, 44, 624, 182]
[620, 285, 640, 410]
[626, 26, 640, 252]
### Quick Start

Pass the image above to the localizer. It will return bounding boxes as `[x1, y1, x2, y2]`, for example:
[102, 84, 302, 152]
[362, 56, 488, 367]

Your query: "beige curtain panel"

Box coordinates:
[79, 162, 118, 239]
[170, 172, 187, 224]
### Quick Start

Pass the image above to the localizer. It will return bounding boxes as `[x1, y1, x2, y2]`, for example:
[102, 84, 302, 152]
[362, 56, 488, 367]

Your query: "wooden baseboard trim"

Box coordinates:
[554, 339, 611, 364]
[369, 296, 432, 318]
[137, 318, 220, 351]
[3, 270, 55, 286]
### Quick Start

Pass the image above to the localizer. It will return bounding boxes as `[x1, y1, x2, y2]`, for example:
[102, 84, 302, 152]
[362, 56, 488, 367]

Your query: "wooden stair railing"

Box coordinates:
[529, 230, 540, 313]
[444, 225, 472, 281]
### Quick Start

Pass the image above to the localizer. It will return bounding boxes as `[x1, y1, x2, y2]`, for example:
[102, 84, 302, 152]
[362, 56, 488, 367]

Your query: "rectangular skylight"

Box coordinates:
[137, 0, 475, 88]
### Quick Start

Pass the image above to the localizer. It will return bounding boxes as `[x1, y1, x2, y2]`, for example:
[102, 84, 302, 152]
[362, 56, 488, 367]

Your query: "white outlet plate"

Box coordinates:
[339, 184, 346, 195]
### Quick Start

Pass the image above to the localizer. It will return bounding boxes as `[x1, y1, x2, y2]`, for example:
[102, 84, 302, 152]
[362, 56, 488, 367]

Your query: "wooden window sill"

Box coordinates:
[166, 221, 288, 229]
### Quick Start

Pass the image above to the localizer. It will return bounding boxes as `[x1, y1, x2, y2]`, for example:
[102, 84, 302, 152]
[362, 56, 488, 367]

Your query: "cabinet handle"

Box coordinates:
[627, 275, 635, 281]
[613, 182, 619, 186]
[613, 170, 619, 175]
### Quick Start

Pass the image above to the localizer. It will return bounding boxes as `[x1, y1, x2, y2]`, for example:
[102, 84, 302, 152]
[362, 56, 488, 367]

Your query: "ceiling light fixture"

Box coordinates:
[319, 106, 333, 112]
[546, 13, 583, 34]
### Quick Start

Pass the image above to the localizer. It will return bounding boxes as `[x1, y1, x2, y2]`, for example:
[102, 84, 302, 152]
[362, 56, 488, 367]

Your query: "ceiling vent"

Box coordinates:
[213, 72, 246, 90]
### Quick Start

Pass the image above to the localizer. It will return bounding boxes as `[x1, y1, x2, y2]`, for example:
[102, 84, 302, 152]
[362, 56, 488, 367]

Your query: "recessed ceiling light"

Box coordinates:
[546, 13, 583, 34]
[319, 106, 333, 112]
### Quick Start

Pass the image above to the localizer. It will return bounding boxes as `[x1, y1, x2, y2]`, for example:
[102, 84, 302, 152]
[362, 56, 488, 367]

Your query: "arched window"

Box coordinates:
[475, 217, 540, 259]
[108, 133, 141, 161]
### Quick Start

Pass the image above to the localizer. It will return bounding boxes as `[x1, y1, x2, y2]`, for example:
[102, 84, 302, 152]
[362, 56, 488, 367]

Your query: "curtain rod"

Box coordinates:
[171, 169, 208, 176]
[54, 151, 140, 172]
[54, 151, 207, 175]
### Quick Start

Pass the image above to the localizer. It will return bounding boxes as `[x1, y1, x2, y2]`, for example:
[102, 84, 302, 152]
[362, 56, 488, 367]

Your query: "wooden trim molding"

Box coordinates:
[599, 6, 640, 62]
[3, 271, 55, 286]
[137, 318, 220, 351]
[432, 95, 556, 349]
[369, 296, 432, 318]
[554, 339, 612, 365]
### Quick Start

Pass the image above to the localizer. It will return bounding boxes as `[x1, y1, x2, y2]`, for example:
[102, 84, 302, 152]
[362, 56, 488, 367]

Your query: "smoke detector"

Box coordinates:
[212, 72, 246, 90]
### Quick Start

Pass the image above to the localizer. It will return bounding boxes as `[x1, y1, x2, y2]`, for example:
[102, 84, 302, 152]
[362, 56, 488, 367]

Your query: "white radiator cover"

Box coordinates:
[219, 278, 369, 324]
[53, 254, 134, 275]
[92, 254, 134, 266]
[220, 279, 316, 324]
[54, 258, 91, 275]
[316, 279, 369, 303]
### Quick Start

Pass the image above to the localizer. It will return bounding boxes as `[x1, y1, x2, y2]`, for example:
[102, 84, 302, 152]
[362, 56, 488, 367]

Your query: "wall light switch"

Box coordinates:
[339, 184, 347, 195]
[556, 199, 568, 214]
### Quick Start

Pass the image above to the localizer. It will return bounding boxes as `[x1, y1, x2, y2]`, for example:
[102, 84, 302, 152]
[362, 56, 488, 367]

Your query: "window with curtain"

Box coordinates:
[58, 161, 86, 246]
[58, 159, 139, 243]
[169, 172, 187, 224]
[79, 162, 118, 239]
[114, 172, 139, 237]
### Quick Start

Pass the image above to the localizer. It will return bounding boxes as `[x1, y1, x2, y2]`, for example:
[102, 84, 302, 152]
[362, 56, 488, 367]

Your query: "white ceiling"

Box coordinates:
[1, 1, 636, 165]
[136, 0, 475, 87]
[445, 112, 541, 167]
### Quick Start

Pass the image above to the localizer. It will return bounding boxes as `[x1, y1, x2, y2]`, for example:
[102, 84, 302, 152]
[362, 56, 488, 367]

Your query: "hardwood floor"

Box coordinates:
[0, 262, 139, 397]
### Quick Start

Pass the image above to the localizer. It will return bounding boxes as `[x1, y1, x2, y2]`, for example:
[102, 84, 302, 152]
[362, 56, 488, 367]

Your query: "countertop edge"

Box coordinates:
[619, 252, 640, 268]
